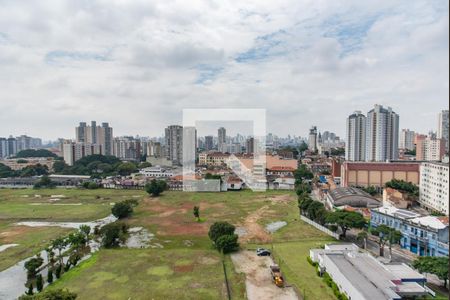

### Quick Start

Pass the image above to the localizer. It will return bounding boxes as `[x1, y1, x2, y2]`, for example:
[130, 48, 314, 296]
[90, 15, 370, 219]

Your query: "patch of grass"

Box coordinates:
[0, 188, 146, 269]
[48, 248, 244, 300]
[272, 239, 337, 300]
[0, 222, 73, 271]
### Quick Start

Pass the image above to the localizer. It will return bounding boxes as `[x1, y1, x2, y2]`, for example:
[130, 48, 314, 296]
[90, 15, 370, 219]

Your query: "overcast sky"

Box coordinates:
[0, 0, 448, 141]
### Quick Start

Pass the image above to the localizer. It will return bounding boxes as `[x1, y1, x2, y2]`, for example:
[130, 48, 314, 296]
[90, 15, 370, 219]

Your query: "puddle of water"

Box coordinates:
[265, 221, 287, 233]
[0, 244, 18, 252]
[16, 215, 118, 232]
[124, 227, 155, 249]
[235, 227, 248, 237]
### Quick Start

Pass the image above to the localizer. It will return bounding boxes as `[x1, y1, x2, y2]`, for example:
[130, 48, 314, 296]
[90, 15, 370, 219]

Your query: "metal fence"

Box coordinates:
[300, 215, 339, 239]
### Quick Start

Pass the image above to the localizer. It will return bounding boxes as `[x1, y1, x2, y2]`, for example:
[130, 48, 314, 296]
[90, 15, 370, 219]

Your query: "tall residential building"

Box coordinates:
[183, 126, 197, 168]
[0, 138, 7, 158]
[419, 162, 449, 215]
[165, 125, 183, 165]
[345, 111, 366, 161]
[416, 136, 446, 161]
[218, 127, 226, 152]
[308, 126, 318, 152]
[75, 121, 113, 155]
[112, 137, 142, 160]
[365, 105, 399, 162]
[400, 129, 415, 151]
[75, 122, 87, 142]
[246, 137, 255, 154]
[204, 136, 214, 151]
[6, 137, 17, 157]
[437, 110, 449, 153]
[99, 122, 113, 155]
[62, 141, 102, 166]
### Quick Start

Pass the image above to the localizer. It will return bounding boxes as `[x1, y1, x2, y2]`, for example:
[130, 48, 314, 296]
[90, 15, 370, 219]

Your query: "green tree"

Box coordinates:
[101, 223, 127, 248]
[79, 225, 91, 243]
[33, 175, 56, 189]
[138, 162, 152, 168]
[52, 160, 68, 173]
[385, 179, 419, 197]
[360, 186, 378, 196]
[24, 256, 44, 279]
[295, 183, 311, 196]
[145, 179, 168, 197]
[52, 237, 67, 266]
[294, 164, 314, 184]
[208, 222, 236, 244]
[193, 206, 200, 221]
[298, 197, 314, 216]
[67, 231, 86, 248]
[326, 211, 366, 238]
[0, 163, 17, 177]
[298, 141, 308, 153]
[36, 274, 43, 292]
[19, 288, 77, 300]
[15, 149, 57, 158]
[111, 201, 133, 219]
[371, 225, 401, 257]
[412, 257, 449, 288]
[116, 162, 138, 176]
[215, 234, 239, 254]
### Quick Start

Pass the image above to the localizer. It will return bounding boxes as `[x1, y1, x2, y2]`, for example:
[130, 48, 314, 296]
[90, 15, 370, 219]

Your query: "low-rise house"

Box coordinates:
[371, 206, 449, 257]
[383, 187, 417, 209]
[139, 166, 174, 178]
[310, 243, 428, 300]
[326, 187, 382, 210]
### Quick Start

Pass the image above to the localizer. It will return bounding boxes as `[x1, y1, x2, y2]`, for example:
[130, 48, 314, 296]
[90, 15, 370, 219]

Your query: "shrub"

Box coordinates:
[215, 234, 239, 254]
[208, 222, 235, 244]
[101, 222, 128, 248]
[19, 288, 77, 300]
[145, 179, 168, 196]
[111, 201, 133, 219]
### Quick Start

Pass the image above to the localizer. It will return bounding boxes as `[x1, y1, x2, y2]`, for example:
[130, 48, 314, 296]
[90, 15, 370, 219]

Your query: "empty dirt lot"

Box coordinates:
[231, 250, 299, 300]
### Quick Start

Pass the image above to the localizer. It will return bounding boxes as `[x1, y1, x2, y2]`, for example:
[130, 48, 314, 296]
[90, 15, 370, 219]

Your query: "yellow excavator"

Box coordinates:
[270, 265, 284, 287]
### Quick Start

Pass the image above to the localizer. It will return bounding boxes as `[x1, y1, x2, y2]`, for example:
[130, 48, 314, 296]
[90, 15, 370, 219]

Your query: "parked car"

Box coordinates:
[256, 248, 271, 256]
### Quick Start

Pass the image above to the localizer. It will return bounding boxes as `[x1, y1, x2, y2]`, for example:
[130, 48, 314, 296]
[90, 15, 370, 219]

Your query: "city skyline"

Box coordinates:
[0, 1, 448, 140]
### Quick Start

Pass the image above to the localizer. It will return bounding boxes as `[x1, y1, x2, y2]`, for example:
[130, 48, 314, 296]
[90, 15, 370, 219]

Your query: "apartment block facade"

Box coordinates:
[419, 162, 449, 215]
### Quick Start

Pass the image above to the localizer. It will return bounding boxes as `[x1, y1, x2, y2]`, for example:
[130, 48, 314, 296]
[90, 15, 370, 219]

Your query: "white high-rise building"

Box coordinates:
[218, 127, 226, 152]
[419, 162, 449, 215]
[365, 105, 399, 162]
[437, 110, 449, 153]
[400, 129, 415, 151]
[346, 111, 366, 161]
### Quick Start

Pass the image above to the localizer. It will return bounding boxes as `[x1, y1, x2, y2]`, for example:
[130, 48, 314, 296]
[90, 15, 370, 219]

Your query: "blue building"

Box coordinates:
[371, 206, 449, 257]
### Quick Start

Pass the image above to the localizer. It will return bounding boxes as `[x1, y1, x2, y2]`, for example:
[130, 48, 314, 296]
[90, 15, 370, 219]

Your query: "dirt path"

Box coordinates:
[231, 251, 299, 300]
[239, 206, 272, 243]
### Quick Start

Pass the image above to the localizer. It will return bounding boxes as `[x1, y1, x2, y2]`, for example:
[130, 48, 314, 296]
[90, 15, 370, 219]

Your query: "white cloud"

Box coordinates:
[0, 0, 448, 140]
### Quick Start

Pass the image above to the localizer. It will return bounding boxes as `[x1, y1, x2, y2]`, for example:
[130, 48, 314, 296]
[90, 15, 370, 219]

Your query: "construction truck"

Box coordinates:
[270, 265, 284, 287]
